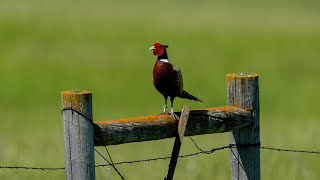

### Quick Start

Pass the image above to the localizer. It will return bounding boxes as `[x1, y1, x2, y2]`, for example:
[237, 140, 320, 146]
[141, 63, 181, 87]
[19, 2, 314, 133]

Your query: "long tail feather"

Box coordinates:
[179, 90, 203, 102]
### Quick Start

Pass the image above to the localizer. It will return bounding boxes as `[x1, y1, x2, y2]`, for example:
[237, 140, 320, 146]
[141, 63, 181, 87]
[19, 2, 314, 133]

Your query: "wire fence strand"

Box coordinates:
[260, 146, 320, 154]
[1, 144, 319, 171]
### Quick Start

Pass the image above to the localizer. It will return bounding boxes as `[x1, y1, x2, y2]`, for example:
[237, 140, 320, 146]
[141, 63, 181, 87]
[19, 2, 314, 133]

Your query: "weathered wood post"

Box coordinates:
[61, 91, 95, 180]
[227, 73, 260, 180]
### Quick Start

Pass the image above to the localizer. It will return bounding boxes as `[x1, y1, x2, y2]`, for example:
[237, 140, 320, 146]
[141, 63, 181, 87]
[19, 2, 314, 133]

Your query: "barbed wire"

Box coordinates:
[260, 146, 320, 154]
[0, 166, 64, 171]
[1, 143, 319, 171]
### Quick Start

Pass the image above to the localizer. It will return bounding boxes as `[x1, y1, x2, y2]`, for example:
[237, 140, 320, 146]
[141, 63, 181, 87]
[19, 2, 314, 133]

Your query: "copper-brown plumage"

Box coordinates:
[149, 42, 202, 114]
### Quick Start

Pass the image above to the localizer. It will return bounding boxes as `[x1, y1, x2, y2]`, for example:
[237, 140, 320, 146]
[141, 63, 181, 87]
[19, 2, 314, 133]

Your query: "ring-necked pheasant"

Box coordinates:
[149, 42, 203, 114]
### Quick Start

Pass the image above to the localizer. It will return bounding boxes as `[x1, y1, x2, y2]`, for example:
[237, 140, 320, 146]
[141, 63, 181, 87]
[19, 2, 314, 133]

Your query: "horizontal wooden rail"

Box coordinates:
[94, 106, 252, 146]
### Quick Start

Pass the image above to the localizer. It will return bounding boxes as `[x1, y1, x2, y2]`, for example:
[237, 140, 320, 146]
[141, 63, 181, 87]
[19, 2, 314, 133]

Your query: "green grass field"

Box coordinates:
[1, 0, 320, 179]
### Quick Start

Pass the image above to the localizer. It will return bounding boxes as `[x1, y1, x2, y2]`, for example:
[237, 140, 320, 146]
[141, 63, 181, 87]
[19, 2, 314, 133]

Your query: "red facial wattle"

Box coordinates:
[149, 42, 165, 57]
[153, 47, 164, 56]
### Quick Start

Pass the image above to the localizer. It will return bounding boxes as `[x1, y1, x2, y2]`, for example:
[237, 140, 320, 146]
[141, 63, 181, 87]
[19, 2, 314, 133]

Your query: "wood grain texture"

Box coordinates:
[61, 91, 95, 180]
[94, 106, 252, 146]
[227, 73, 260, 180]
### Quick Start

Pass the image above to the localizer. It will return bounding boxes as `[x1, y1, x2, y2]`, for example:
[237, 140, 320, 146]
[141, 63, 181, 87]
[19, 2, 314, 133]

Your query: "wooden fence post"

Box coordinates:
[61, 91, 95, 180]
[227, 73, 260, 180]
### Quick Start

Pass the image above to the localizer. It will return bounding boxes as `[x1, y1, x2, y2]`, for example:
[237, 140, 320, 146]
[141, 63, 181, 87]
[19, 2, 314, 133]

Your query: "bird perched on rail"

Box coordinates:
[149, 42, 203, 114]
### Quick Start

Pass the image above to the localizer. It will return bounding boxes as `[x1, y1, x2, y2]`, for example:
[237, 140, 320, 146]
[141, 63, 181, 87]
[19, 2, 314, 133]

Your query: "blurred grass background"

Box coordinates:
[0, 0, 320, 179]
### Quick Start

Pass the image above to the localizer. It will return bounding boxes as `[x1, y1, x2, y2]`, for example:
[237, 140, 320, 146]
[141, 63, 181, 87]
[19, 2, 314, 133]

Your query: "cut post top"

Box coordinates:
[226, 72, 258, 79]
[61, 90, 92, 95]
[61, 90, 93, 120]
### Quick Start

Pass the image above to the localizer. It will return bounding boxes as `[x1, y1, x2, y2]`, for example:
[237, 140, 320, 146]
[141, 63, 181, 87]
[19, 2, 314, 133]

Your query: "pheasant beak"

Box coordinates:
[149, 46, 156, 51]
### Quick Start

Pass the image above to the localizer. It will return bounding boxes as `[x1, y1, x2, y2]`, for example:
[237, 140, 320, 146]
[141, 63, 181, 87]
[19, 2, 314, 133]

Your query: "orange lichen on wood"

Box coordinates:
[61, 90, 92, 115]
[94, 106, 243, 125]
[95, 114, 176, 125]
[200, 106, 244, 112]
[226, 73, 258, 79]
[93, 106, 252, 146]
